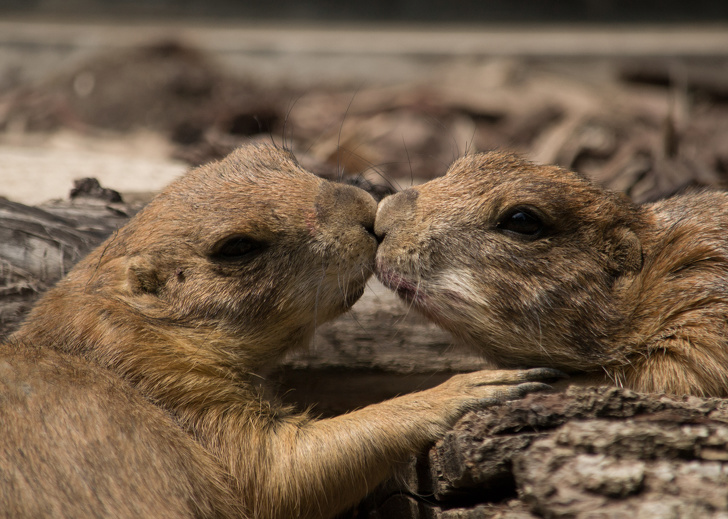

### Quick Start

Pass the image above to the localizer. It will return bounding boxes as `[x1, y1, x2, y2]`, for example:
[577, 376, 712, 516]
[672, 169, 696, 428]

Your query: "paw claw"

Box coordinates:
[512, 381, 552, 396]
[524, 368, 568, 382]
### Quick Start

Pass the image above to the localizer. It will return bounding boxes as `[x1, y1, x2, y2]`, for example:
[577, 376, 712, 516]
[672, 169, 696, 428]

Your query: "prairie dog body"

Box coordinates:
[1, 144, 554, 518]
[375, 151, 728, 397]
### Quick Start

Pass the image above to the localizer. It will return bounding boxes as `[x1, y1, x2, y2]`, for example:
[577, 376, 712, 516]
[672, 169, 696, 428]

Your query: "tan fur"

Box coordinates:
[375, 150, 728, 397]
[1, 144, 555, 519]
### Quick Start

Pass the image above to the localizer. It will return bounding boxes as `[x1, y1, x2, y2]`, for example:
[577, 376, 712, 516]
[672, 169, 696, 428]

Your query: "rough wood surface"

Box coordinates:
[0, 192, 141, 334]
[353, 386, 728, 518]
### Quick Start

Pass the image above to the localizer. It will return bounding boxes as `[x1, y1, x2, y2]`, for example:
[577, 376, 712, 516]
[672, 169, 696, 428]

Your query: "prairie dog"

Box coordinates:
[375, 151, 728, 397]
[1, 144, 555, 518]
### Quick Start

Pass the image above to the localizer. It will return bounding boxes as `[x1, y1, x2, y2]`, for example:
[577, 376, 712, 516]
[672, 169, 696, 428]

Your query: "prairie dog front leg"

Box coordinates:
[215, 368, 560, 518]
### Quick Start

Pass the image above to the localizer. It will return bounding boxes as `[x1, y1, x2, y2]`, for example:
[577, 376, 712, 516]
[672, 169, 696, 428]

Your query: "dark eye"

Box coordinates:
[212, 236, 266, 261]
[496, 208, 544, 238]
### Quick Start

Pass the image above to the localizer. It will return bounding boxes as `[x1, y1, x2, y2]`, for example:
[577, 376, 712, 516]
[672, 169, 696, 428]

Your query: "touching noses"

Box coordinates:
[316, 181, 379, 240]
[374, 188, 419, 244]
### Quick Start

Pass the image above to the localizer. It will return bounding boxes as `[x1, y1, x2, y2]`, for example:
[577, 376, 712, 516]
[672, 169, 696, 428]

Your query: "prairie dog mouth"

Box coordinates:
[375, 267, 426, 305]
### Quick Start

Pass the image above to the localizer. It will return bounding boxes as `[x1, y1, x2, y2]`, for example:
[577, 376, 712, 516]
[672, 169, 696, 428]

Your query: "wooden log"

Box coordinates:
[0, 194, 141, 336]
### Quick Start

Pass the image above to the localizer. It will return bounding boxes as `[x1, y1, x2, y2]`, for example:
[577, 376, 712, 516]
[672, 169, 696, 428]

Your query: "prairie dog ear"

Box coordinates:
[605, 227, 643, 276]
[127, 256, 162, 295]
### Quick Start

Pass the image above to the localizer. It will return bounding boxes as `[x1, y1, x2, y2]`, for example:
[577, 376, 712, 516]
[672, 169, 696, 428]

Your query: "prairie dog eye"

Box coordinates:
[212, 236, 267, 261]
[496, 207, 544, 238]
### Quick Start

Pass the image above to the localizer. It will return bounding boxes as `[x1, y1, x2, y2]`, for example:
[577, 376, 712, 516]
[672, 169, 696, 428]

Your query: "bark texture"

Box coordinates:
[353, 386, 728, 518]
[0, 195, 139, 336]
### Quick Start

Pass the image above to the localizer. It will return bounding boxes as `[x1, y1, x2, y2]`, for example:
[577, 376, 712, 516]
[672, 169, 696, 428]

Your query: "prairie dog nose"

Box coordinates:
[374, 188, 419, 241]
[316, 182, 377, 231]
[316, 181, 377, 235]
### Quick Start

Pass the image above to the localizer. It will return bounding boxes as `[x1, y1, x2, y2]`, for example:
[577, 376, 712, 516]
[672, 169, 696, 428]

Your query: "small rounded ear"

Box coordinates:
[127, 256, 162, 295]
[605, 227, 643, 276]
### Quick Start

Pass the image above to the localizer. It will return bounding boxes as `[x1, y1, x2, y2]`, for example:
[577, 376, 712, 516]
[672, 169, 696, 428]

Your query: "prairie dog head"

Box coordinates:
[23, 144, 378, 369]
[375, 151, 645, 372]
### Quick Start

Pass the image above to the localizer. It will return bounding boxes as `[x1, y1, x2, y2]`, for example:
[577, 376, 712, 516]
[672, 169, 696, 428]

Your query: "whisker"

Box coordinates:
[344, 302, 369, 334]
[401, 135, 415, 188]
[336, 270, 348, 308]
[423, 114, 461, 165]
[398, 275, 421, 324]
[337, 87, 363, 182]
[334, 150, 402, 192]
[463, 123, 477, 158]
[311, 260, 327, 352]
[86, 229, 120, 292]
[281, 94, 304, 152]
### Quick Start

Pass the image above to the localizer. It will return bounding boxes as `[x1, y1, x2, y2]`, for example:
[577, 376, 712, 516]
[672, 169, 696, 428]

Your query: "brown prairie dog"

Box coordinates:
[375, 150, 728, 398]
[0, 144, 556, 519]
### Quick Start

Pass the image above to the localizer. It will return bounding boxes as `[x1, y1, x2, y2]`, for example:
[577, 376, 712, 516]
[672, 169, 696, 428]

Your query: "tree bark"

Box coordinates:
[353, 386, 728, 518]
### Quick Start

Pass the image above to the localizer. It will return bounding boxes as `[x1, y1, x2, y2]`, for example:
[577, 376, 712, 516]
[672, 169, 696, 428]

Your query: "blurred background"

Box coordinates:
[3, 0, 728, 23]
[1, 2, 727, 204]
[0, 2, 727, 414]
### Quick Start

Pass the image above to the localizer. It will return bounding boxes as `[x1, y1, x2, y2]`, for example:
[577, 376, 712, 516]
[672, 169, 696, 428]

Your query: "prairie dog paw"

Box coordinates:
[474, 381, 553, 407]
[446, 368, 565, 390]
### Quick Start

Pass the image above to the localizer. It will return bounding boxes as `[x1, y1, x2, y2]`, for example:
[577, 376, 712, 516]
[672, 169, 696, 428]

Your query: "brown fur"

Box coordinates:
[375, 150, 728, 397]
[1, 144, 555, 519]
